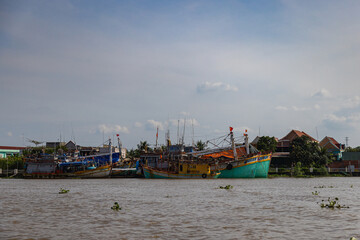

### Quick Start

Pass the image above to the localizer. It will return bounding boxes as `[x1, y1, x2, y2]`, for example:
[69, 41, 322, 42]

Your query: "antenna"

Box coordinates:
[316, 127, 319, 141]
[345, 137, 349, 148]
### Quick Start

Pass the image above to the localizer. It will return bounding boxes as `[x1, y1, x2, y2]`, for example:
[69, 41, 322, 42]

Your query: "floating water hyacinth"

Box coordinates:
[312, 191, 320, 195]
[219, 185, 233, 190]
[319, 197, 349, 209]
[111, 202, 121, 211]
[59, 188, 70, 194]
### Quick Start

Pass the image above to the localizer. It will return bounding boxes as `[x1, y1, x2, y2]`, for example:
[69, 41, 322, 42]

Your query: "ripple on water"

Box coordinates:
[1, 178, 360, 239]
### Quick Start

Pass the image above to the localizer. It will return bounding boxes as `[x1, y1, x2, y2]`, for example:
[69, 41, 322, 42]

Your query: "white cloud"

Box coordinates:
[169, 118, 199, 127]
[314, 104, 321, 110]
[196, 82, 238, 93]
[98, 124, 129, 134]
[7, 132, 13, 137]
[134, 122, 143, 128]
[312, 89, 331, 98]
[146, 120, 164, 131]
[325, 114, 346, 123]
[342, 96, 360, 108]
[180, 112, 190, 116]
[291, 106, 310, 111]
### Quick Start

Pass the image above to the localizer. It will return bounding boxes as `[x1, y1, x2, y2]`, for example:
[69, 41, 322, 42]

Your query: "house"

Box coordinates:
[319, 136, 345, 160]
[276, 130, 317, 153]
[0, 146, 26, 158]
[65, 140, 78, 151]
[271, 130, 317, 167]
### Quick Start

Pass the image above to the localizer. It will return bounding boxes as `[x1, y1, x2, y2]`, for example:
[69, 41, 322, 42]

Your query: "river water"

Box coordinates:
[1, 177, 359, 240]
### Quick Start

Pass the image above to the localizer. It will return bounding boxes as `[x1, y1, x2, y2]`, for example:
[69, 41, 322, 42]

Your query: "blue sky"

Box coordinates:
[1, 0, 360, 149]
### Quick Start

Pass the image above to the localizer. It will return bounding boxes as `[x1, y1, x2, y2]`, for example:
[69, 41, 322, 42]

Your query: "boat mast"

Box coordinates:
[244, 129, 249, 154]
[117, 134, 122, 160]
[109, 138, 112, 165]
[181, 118, 186, 146]
[230, 127, 238, 160]
[155, 126, 159, 150]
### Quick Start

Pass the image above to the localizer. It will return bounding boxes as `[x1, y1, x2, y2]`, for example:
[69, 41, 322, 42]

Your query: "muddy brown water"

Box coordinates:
[1, 177, 359, 239]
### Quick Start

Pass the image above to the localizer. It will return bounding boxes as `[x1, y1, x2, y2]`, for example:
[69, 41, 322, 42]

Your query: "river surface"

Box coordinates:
[1, 177, 359, 239]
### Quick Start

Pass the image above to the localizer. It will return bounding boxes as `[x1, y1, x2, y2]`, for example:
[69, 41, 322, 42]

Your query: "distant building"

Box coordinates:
[0, 146, 26, 158]
[272, 130, 317, 167]
[276, 130, 317, 153]
[319, 136, 345, 160]
[46, 142, 65, 149]
[65, 140, 78, 151]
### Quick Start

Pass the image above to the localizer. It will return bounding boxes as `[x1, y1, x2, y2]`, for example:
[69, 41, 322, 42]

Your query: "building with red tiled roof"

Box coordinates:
[276, 130, 318, 153]
[319, 136, 344, 151]
[319, 136, 345, 160]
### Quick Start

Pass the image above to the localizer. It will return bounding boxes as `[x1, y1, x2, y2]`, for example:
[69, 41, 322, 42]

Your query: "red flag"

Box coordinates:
[229, 127, 233, 132]
[116, 134, 119, 137]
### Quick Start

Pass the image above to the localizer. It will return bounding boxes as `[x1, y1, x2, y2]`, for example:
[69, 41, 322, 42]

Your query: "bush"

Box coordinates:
[293, 162, 304, 177]
[0, 156, 25, 170]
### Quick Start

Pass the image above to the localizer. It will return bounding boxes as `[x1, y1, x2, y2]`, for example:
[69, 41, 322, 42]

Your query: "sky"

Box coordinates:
[1, 0, 360, 149]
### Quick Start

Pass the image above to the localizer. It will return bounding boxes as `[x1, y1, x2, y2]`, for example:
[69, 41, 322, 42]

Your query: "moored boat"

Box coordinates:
[143, 162, 220, 179]
[23, 138, 116, 179]
[191, 128, 272, 178]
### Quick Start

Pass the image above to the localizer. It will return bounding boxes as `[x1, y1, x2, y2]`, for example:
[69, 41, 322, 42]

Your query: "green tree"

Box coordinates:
[257, 136, 277, 152]
[290, 136, 331, 167]
[345, 146, 360, 152]
[195, 140, 206, 151]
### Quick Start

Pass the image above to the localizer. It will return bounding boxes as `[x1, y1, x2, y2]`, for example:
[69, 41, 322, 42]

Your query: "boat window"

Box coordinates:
[180, 164, 183, 172]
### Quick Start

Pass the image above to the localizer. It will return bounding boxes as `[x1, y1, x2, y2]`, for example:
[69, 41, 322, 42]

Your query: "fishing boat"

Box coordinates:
[139, 145, 220, 179]
[190, 128, 272, 178]
[142, 161, 220, 179]
[24, 139, 116, 178]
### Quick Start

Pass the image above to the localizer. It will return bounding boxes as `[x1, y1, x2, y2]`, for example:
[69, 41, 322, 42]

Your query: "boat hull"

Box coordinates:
[254, 153, 272, 178]
[24, 165, 111, 179]
[217, 157, 257, 178]
[143, 167, 220, 179]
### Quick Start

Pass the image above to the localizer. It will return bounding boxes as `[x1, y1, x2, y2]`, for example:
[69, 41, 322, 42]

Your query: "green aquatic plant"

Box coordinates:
[312, 191, 320, 195]
[111, 202, 121, 211]
[350, 237, 357, 240]
[59, 188, 70, 194]
[319, 197, 349, 209]
[219, 185, 233, 190]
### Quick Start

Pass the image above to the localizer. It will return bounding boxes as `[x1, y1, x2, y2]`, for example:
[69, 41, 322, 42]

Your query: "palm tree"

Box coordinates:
[195, 140, 206, 151]
[137, 141, 149, 153]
